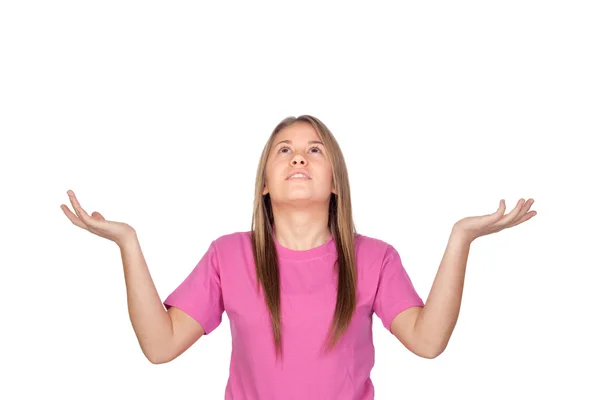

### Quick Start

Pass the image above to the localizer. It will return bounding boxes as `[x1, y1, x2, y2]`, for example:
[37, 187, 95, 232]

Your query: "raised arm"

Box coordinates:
[119, 234, 206, 363]
[62, 190, 206, 364]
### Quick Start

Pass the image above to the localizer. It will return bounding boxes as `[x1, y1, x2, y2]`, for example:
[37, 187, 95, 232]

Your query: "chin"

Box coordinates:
[280, 193, 331, 206]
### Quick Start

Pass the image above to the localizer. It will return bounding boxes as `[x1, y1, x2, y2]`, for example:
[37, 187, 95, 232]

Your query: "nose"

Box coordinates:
[290, 154, 306, 166]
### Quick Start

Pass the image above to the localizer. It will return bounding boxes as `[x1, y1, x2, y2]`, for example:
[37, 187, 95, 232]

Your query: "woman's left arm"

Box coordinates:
[391, 198, 537, 358]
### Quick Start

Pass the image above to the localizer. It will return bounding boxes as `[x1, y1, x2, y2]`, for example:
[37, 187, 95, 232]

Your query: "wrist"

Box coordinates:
[117, 229, 138, 250]
[451, 224, 475, 245]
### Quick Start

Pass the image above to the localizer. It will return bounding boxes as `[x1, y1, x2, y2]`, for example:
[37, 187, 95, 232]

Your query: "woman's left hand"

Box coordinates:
[453, 198, 537, 243]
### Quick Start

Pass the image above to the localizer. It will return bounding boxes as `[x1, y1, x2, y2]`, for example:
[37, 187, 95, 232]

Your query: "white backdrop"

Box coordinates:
[1, 1, 598, 399]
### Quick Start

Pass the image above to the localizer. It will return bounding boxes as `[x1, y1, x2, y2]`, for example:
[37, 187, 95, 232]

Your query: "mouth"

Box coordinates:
[287, 173, 311, 180]
[286, 169, 311, 180]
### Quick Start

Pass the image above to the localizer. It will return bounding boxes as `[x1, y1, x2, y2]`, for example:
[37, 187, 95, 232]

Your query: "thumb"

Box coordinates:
[482, 199, 505, 221]
[490, 199, 506, 220]
[91, 211, 106, 221]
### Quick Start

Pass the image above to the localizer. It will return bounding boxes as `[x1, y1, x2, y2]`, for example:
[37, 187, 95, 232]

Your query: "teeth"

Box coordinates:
[290, 174, 308, 179]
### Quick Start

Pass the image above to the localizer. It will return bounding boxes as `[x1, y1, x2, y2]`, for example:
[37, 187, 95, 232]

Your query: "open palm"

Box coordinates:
[61, 190, 135, 246]
[454, 198, 537, 243]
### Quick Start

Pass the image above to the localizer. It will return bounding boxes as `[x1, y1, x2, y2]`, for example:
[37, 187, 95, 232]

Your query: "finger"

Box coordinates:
[484, 199, 507, 222]
[60, 204, 88, 230]
[91, 211, 106, 221]
[510, 198, 534, 226]
[484, 199, 505, 217]
[493, 198, 525, 227]
[510, 210, 537, 227]
[496, 199, 507, 216]
[67, 190, 92, 225]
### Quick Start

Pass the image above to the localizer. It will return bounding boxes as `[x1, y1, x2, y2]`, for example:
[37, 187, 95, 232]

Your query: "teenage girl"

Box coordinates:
[61, 115, 536, 399]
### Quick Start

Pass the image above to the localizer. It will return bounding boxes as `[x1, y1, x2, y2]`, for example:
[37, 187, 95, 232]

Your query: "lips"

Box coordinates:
[286, 169, 311, 179]
[288, 173, 310, 179]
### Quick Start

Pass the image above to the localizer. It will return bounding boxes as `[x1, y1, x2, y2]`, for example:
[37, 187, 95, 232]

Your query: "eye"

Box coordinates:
[277, 144, 323, 154]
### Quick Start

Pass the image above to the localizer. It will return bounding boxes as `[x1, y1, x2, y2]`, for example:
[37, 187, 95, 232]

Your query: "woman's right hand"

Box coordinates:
[61, 190, 136, 247]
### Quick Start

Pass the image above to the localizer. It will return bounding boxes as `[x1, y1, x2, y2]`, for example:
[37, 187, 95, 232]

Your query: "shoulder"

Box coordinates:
[354, 232, 395, 256]
[209, 230, 252, 254]
[211, 230, 251, 245]
[197, 231, 253, 274]
[353, 233, 404, 284]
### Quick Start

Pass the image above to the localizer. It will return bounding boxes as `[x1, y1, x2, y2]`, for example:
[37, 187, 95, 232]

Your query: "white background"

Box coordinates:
[1, 1, 599, 399]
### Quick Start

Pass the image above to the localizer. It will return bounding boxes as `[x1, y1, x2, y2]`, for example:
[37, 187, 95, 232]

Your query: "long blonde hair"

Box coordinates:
[250, 115, 357, 360]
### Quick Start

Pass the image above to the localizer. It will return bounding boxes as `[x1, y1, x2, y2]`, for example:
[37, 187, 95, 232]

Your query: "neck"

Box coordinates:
[271, 203, 331, 251]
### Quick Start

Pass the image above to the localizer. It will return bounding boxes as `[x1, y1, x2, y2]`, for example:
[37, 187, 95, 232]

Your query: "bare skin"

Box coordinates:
[61, 190, 205, 363]
[390, 198, 537, 358]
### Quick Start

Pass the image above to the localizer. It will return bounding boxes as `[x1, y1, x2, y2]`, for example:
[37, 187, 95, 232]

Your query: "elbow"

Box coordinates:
[147, 353, 171, 365]
[147, 354, 167, 365]
[414, 341, 447, 359]
[418, 348, 443, 359]
[143, 347, 173, 365]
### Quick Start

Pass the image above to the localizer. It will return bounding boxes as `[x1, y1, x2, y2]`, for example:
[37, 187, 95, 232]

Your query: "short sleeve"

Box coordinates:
[373, 245, 424, 332]
[163, 241, 224, 335]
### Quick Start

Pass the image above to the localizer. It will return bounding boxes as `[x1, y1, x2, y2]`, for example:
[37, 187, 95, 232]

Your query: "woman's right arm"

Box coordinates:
[61, 190, 205, 364]
[119, 233, 206, 364]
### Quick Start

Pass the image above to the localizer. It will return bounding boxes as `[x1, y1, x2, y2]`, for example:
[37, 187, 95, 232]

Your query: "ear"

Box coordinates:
[262, 183, 269, 195]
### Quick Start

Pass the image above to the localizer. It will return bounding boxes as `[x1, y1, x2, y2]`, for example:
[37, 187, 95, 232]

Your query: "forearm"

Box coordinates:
[118, 233, 173, 363]
[414, 226, 472, 355]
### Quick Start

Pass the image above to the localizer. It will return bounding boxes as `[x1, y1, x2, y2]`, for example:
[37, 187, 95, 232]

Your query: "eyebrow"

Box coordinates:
[275, 140, 324, 146]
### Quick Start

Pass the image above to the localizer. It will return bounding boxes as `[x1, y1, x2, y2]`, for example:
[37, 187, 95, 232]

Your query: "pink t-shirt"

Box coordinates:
[163, 231, 424, 399]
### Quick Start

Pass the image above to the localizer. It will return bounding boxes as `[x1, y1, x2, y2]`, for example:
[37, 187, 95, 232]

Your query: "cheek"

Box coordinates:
[317, 164, 334, 188]
[264, 159, 285, 183]
[321, 161, 333, 179]
[325, 165, 336, 190]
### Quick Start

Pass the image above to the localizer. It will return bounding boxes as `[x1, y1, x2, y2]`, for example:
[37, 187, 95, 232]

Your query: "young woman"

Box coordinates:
[61, 115, 536, 399]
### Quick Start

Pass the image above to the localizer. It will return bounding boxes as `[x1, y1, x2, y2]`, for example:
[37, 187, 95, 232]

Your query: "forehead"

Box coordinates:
[274, 122, 322, 142]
